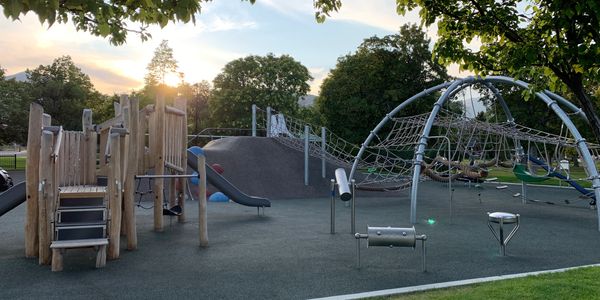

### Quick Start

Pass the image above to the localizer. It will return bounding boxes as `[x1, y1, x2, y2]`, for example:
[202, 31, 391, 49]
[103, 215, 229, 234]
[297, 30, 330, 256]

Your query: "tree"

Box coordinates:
[0, 0, 260, 45]
[145, 40, 178, 86]
[317, 25, 449, 144]
[0, 68, 33, 144]
[27, 56, 109, 130]
[209, 54, 312, 128]
[314, 0, 600, 143]
[182, 81, 211, 134]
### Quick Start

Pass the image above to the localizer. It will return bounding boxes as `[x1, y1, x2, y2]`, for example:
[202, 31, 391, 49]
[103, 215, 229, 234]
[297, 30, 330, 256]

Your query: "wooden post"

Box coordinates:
[51, 249, 63, 272]
[38, 130, 54, 265]
[198, 154, 208, 247]
[138, 110, 147, 174]
[153, 95, 165, 232]
[124, 97, 139, 250]
[120, 106, 129, 236]
[175, 98, 187, 223]
[82, 109, 96, 185]
[25, 103, 44, 257]
[98, 130, 108, 177]
[108, 133, 122, 260]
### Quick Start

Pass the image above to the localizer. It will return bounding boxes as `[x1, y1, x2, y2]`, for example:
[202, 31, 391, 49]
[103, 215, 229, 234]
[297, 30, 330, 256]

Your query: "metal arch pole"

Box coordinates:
[251, 104, 257, 137]
[410, 78, 474, 224]
[481, 81, 515, 124]
[348, 81, 453, 181]
[483, 76, 588, 120]
[543, 90, 588, 122]
[443, 80, 515, 124]
[485, 76, 600, 231]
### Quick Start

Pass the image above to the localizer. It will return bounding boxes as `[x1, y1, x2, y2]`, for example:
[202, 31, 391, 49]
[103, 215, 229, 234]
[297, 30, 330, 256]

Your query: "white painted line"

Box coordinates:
[311, 263, 600, 300]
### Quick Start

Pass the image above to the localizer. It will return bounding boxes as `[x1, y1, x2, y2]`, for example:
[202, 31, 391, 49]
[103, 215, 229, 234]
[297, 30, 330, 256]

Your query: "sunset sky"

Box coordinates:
[0, 0, 466, 95]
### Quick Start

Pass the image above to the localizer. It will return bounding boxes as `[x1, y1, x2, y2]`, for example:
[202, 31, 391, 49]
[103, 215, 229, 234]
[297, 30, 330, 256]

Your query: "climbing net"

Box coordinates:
[254, 102, 600, 192]
[366, 107, 600, 188]
[255, 106, 360, 167]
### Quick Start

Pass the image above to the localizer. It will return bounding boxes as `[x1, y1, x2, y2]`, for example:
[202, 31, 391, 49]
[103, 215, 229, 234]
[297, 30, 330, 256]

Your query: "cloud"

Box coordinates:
[308, 67, 329, 95]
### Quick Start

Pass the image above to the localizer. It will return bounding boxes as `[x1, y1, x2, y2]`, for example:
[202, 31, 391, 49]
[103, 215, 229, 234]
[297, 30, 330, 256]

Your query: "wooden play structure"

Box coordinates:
[24, 95, 208, 271]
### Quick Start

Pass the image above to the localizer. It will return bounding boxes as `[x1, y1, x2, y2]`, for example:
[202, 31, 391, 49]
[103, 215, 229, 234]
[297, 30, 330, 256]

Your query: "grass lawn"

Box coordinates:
[0, 156, 26, 170]
[488, 165, 593, 188]
[381, 266, 600, 300]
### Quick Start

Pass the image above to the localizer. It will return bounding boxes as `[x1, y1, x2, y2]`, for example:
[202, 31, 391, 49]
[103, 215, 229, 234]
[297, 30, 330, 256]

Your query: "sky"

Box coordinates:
[0, 0, 466, 95]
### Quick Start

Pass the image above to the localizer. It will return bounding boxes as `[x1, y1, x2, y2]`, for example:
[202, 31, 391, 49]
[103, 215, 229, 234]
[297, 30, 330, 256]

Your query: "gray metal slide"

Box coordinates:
[187, 150, 271, 208]
[0, 181, 26, 217]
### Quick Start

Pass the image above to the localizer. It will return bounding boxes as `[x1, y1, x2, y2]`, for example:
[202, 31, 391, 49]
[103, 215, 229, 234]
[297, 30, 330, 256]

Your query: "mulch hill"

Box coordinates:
[202, 136, 402, 200]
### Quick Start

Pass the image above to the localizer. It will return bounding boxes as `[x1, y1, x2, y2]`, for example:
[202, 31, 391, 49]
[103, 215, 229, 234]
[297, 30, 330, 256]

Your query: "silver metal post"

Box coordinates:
[251, 104, 257, 137]
[321, 127, 326, 178]
[500, 218, 505, 255]
[356, 236, 361, 268]
[330, 179, 335, 234]
[351, 179, 356, 234]
[354, 233, 367, 268]
[304, 125, 309, 186]
[418, 235, 427, 272]
[521, 182, 527, 205]
[266, 106, 272, 137]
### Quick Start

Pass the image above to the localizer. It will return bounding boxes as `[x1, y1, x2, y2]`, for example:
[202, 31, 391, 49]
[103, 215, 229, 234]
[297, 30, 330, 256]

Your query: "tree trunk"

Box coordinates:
[565, 77, 600, 144]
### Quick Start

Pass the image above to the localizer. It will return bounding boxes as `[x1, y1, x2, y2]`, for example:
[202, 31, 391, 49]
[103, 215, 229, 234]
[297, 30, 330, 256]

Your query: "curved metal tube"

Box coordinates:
[348, 81, 452, 180]
[483, 76, 600, 231]
[410, 77, 476, 223]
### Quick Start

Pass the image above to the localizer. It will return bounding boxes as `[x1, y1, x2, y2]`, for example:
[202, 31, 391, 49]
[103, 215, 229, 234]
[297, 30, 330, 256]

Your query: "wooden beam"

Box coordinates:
[124, 97, 139, 250]
[25, 103, 44, 257]
[198, 154, 208, 247]
[175, 97, 187, 223]
[153, 95, 165, 232]
[38, 130, 54, 265]
[107, 133, 122, 260]
[165, 105, 186, 116]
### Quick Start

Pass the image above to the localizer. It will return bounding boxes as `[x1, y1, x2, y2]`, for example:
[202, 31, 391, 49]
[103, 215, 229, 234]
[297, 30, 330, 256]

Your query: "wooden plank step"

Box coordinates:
[51, 238, 108, 271]
[59, 185, 107, 198]
[50, 238, 108, 249]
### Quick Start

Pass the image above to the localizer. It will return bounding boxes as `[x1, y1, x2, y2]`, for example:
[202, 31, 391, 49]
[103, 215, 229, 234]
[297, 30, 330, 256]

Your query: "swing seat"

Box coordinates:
[512, 164, 550, 183]
[163, 205, 182, 216]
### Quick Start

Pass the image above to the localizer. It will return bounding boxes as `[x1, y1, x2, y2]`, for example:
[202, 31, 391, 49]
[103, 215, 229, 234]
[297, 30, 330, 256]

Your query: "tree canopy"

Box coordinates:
[315, 0, 600, 141]
[317, 24, 449, 144]
[0, 0, 259, 45]
[28, 56, 111, 130]
[209, 53, 312, 128]
[0, 68, 32, 144]
[145, 40, 178, 86]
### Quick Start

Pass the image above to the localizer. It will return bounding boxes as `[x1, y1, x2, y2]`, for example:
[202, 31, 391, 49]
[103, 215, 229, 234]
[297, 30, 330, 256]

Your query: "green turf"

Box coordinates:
[379, 266, 600, 300]
[0, 156, 26, 170]
[488, 165, 592, 188]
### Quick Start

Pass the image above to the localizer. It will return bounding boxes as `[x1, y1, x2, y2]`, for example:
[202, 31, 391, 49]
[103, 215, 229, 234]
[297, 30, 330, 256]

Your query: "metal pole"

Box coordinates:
[251, 104, 257, 137]
[521, 182, 527, 205]
[266, 106, 272, 137]
[304, 125, 309, 186]
[330, 179, 335, 234]
[321, 127, 326, 178]
[351, 179, 356, 234]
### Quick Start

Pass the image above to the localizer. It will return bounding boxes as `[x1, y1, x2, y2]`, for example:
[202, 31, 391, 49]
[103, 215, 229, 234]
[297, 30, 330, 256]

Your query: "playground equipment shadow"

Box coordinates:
[1, 180, 600, 299]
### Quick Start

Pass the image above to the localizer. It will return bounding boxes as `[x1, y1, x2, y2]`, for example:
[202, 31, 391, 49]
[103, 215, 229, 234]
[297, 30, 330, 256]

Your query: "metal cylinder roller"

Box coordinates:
[335, 168, 352, 201]
[366, 226, 416, 248]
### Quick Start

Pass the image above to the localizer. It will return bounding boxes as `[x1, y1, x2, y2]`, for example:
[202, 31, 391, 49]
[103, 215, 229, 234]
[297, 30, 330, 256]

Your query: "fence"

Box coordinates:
[0, 154, 22, 170]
